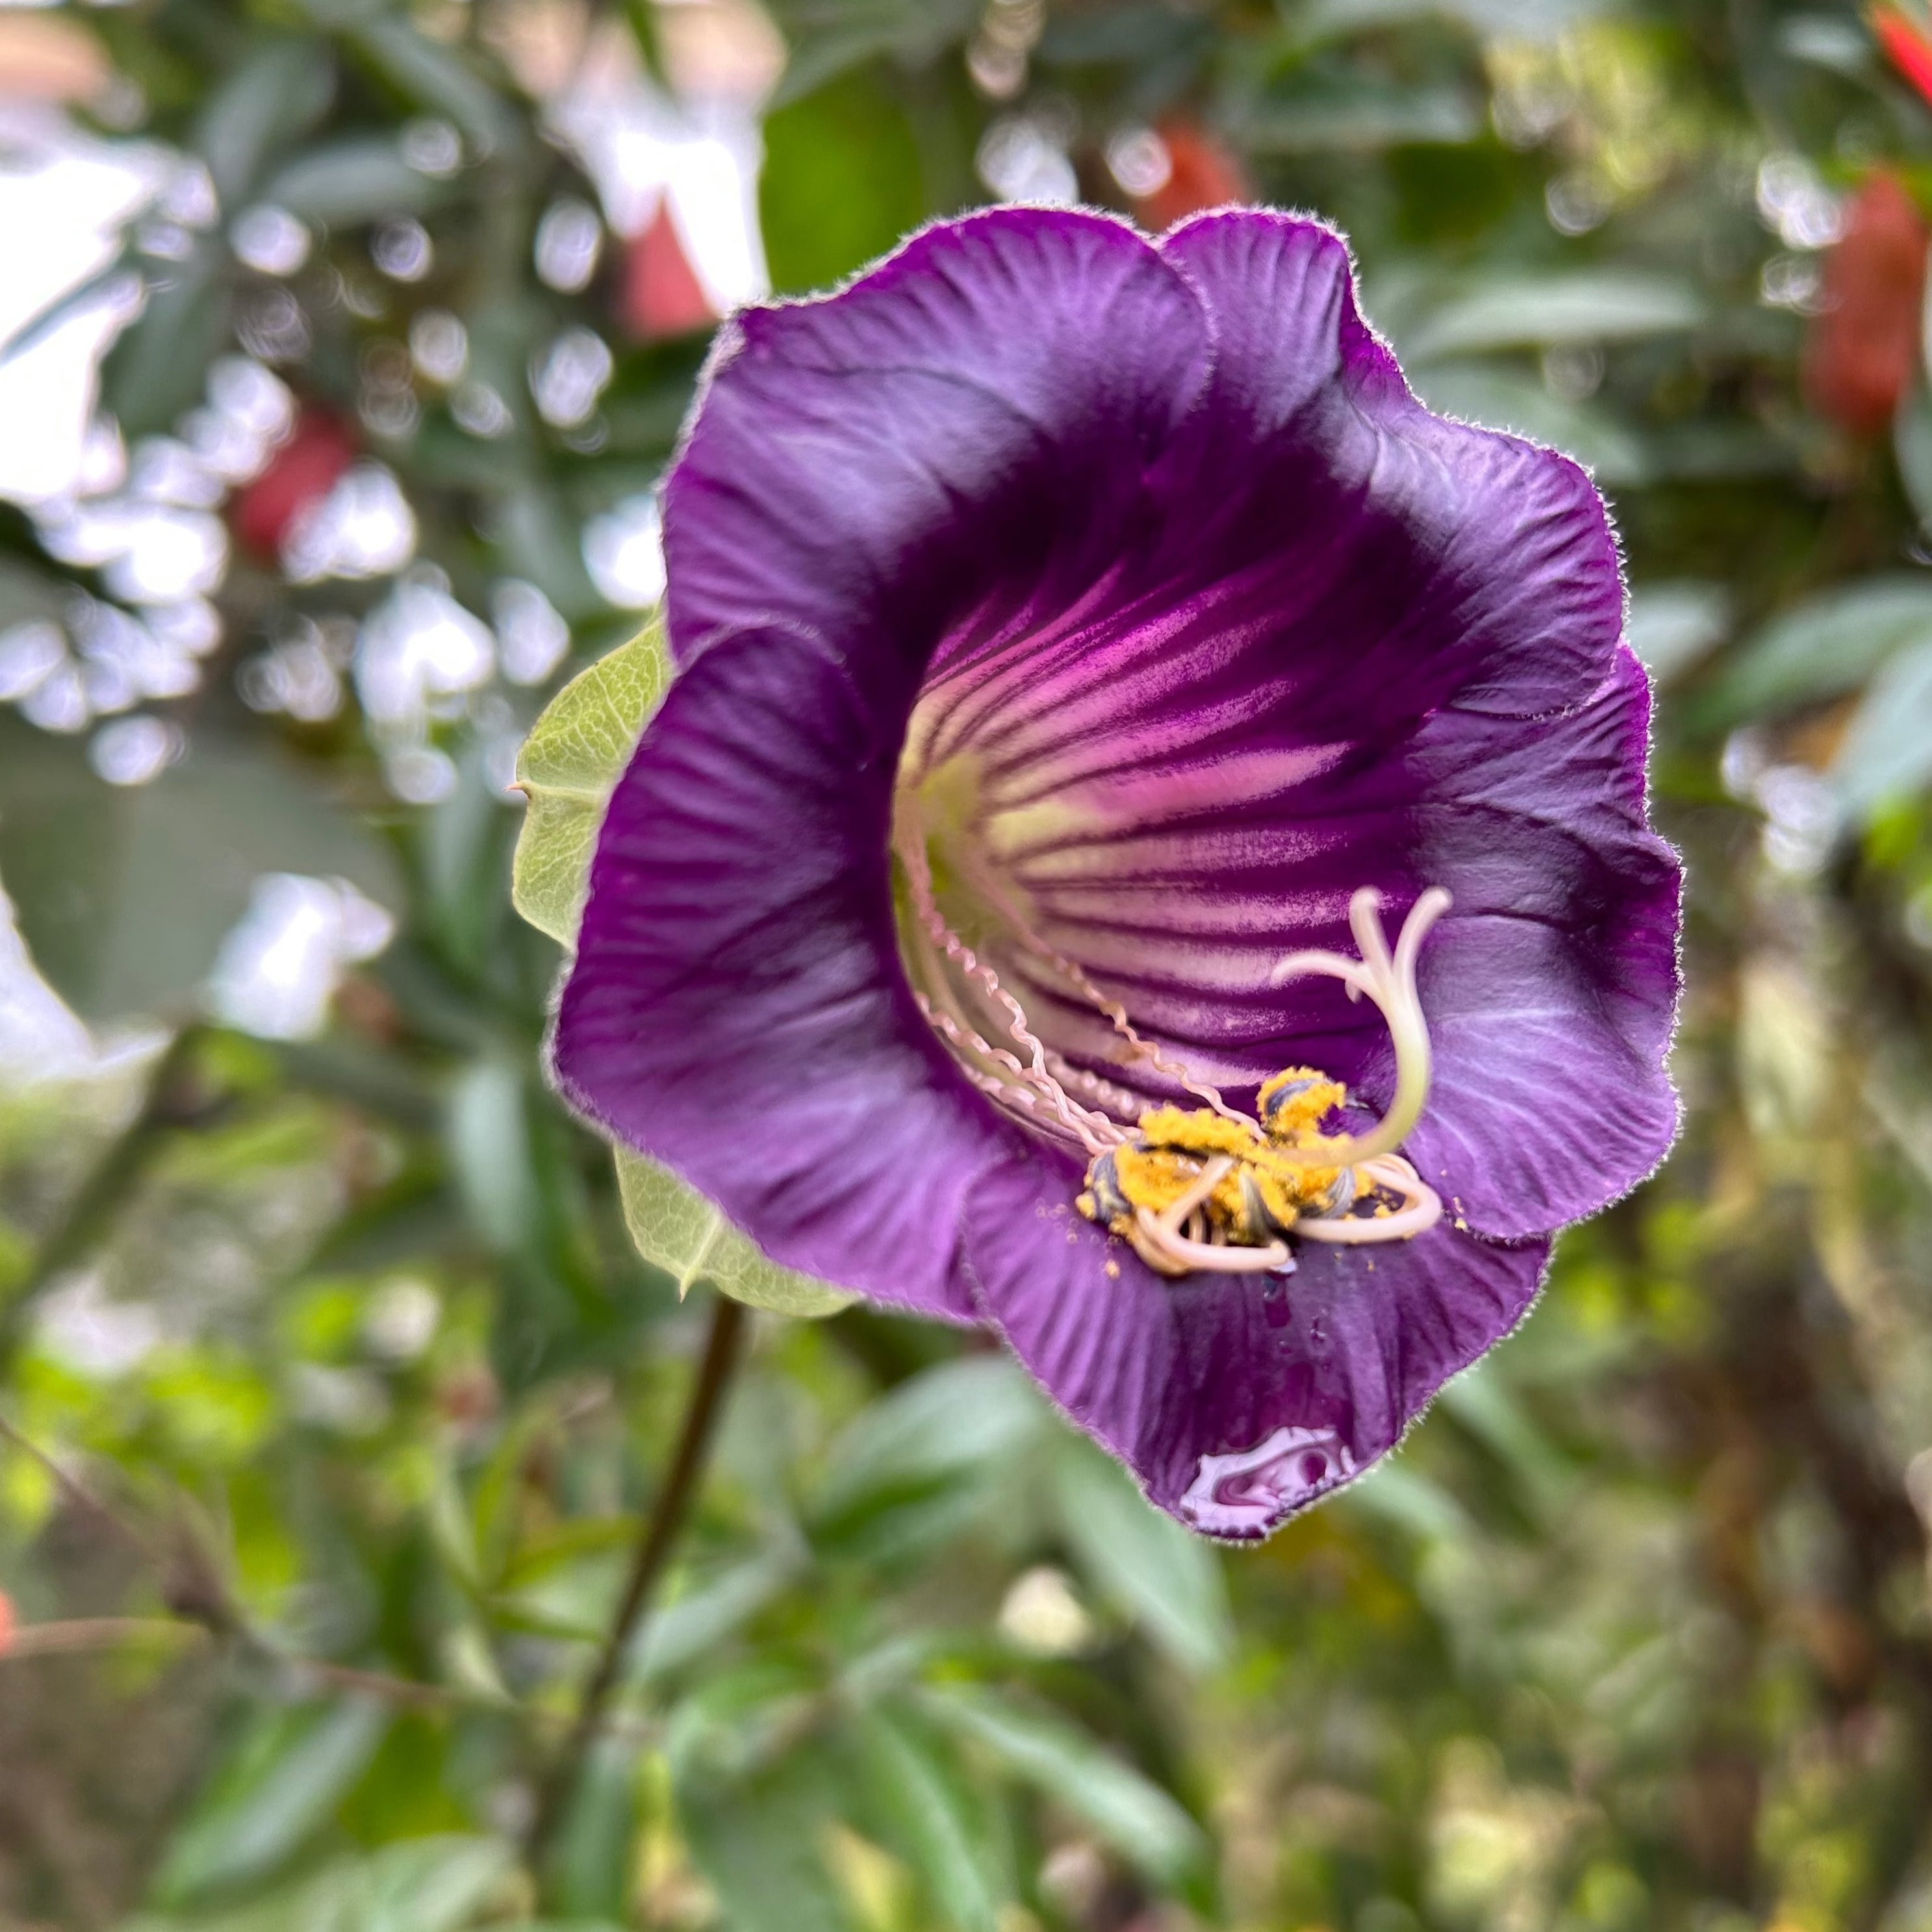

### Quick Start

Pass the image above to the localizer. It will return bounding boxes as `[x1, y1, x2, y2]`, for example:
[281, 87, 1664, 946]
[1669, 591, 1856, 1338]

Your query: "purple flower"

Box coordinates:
[550, 207, 1681, 1540]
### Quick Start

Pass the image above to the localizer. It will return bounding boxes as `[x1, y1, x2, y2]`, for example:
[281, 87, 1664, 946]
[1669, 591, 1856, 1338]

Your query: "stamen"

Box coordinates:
[1295, 1154, 1442, 1243]
[1128, 1208, 1291, 1277]
[1155, 1154, 1236, 1234]
[898, 826, 1125, 1156]
[947, 833, 1251, 1127]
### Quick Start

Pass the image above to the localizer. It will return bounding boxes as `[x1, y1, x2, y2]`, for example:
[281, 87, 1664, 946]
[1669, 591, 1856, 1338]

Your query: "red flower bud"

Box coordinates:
[0, 1589, 14, 1659]
[232, 410, 357, 561]
[1132, 120, 1250, 233]
[1804, 170, 1928, 435]
[1875, 5, 1932, 106]
[618, 198, 717, 343]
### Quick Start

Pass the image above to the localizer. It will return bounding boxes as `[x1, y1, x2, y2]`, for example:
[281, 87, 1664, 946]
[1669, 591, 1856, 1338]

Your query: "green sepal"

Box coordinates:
[511, 616, 672, 947]
[511, 619, 857, 1321]
[615, 1149, 858, 1319]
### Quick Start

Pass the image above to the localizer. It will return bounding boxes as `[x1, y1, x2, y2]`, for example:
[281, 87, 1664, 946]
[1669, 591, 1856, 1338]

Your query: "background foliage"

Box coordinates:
[5, 0, 1932, 1928]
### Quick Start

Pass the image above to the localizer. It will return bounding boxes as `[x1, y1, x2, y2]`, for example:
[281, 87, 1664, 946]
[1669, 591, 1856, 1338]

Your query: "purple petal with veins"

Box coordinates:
[550, 205, 1681, 1540]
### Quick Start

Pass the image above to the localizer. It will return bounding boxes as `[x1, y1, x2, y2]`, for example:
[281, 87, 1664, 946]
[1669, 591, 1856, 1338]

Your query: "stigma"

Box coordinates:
[1076, 887, 1450, 1278]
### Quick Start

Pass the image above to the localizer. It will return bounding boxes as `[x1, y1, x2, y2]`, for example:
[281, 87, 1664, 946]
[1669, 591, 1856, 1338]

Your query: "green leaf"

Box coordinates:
[1230, 78, 1481, 152]
[759, 62, 926, 295]
[194, 37, 337, 202]
[628, 1549, 798, 1681]
[1627, 582, 1731, 685]
[850, 1706, 1005, 1932]
[1705, 576, 1932, 723]
[153, 1700, 388, 1907]
[0, 718, 400, 1020]
[546, 1735, 641, 1922]
[103, 242, 232, 439]
[1832, 637, 1932, 818]
[1436, 1364, 1579, 1519]
[446, 1056, 540, 1256]
[134, 1835, 511, 1932]
[261, 136, 440, 226]
[1050, 1436, 1232, 1674]
[614, 1148, 857, 1317]
[1411, 362, 1650, 485]
[511, 618, 669, 947]
[915, 1683, 1209, 1889]
[1898, 390, 1932, 534]
[1338, 1459, 1472, 1540]
[680, 1753, 856, 1932]
[349, 15, 520, 156]
[817, 1356, 1046, 1520]
[1405, 272, 1704, 360]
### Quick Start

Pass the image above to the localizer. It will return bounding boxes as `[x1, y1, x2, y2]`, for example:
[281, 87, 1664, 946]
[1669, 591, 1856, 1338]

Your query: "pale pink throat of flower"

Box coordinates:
[892, 798, 1451, 1280]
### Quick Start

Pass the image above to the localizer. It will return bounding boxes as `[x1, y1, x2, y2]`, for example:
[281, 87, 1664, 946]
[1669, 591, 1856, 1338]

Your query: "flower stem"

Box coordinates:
[527, 1291, 747, 1881]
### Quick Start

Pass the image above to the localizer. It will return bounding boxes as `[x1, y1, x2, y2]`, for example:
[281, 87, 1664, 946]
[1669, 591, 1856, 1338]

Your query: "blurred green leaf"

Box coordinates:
[511, 618, 668, 948]
[1231, 77, 1481, 151]
[817, 1356, 1045, 1520]
[850, 1705, 1004, 1932]
[1406, 272, 1705, 359]
[1897, 389, 1932, 533]
[261, 136, 440, 226]
[679, 1754, 855, 1932]
[1627, 581, 1732, 684]
[759, 63, 926, 295]
[546, 1735, 639, 1922]
[765, 0, 977, 102]
[614, 1149, 857, 1317]
[136, 1835, 511, 1932]
[153, 1701, 388, 1907]
[1050, 1436, 1232, 1674]
[1832, 637, 1932, 817]
[1707, 575, 1932, 722]
[103, 241, 231, 439]
[346, 15, 519, 155]
[629, 1549, 798, 1681]
[193, 37, 337, 202]
[916, 1683, 1209, 1889]
[0, 719, 400, 1019]
[0, 557, 70, 626]
[447, 1056, 540, 1256]
[1436, 1364, 1579, 1518]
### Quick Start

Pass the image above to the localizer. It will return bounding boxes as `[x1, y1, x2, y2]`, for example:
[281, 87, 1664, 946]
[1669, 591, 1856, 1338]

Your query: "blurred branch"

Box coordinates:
[527, 1290, 747, 1878]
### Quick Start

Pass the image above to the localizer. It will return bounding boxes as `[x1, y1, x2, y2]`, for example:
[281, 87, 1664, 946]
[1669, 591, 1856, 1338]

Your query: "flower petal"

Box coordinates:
[663, 209, 1211, 675]
[1157, 209, 1625, 720]
[1396, 647, 1682, 1236]
[552, 622, 1028, 1319]
[961, 1146, 1550, 1540]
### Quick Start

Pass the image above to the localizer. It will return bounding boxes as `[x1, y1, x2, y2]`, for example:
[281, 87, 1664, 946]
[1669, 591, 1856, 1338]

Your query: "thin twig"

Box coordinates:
[527, 1292, 748, 1873]
[0, 1616, 201, 1659]
[0, 1411, 155, 1557]
[0, 1614, 664, 1744]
